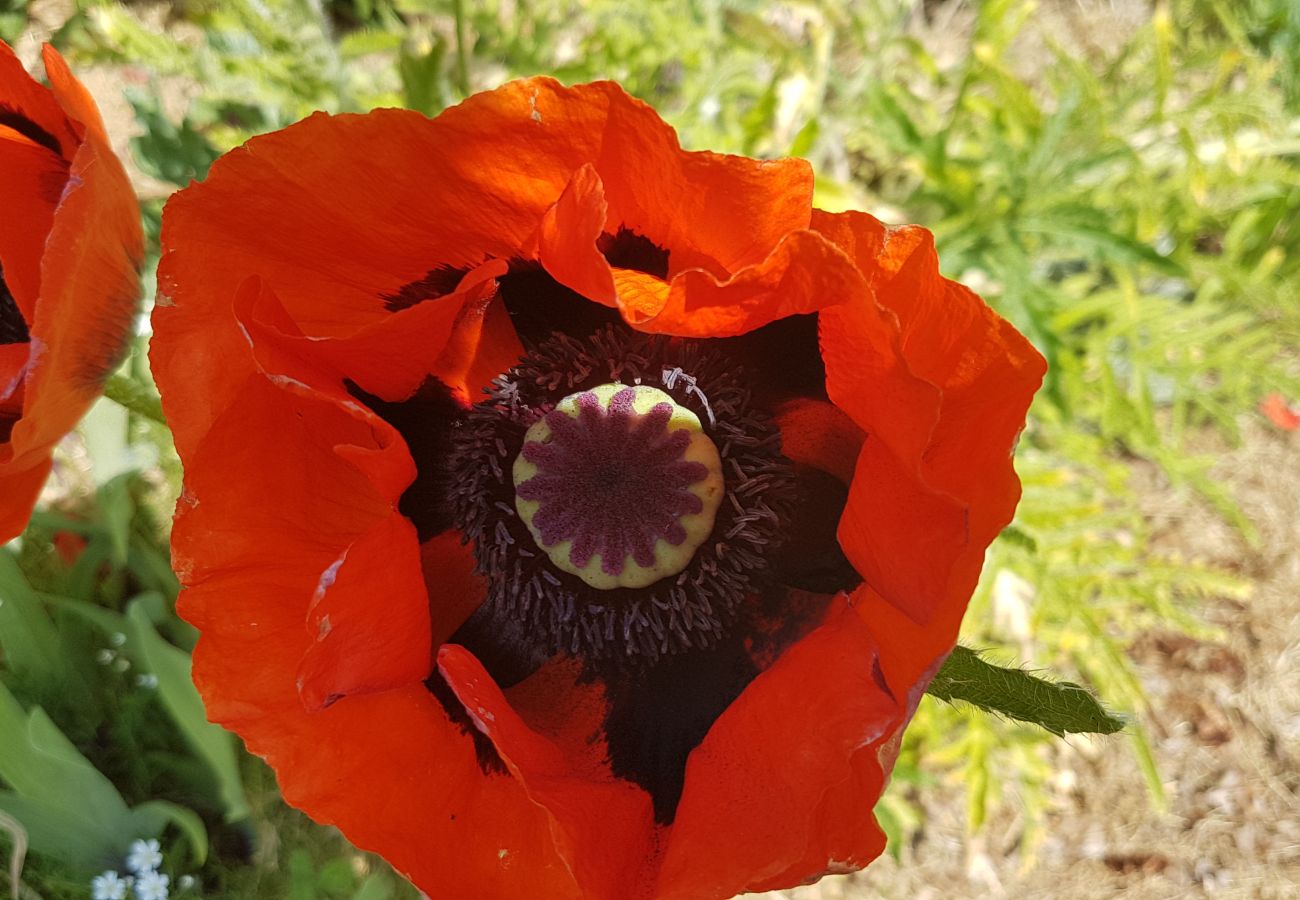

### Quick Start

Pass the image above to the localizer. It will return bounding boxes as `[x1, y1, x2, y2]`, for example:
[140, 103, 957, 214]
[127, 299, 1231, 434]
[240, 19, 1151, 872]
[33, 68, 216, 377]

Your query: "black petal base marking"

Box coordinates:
[603, 635, 757, 823]
[347, 377, 463, 543]
[1, 266, 31, 346]
[425, 669, 507, 776]
[0, 104, 63, 156]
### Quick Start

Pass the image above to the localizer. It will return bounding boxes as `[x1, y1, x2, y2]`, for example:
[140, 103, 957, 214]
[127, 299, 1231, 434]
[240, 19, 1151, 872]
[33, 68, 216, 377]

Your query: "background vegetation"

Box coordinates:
[2, 0, 1297, 896]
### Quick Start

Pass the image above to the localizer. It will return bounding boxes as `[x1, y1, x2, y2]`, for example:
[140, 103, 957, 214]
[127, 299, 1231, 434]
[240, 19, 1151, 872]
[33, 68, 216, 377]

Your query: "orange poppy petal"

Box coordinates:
[1260, 392, 1299, 431]
[39, 45, 109, 144]
[458, 78, 814, 278]
[0, 342, 28, 404]
[174, 373, 578, 897]
[428, 286, 523, 405]
[538, 163, 617, 307]
[813, 209, 1045, 692]
[297, 512, 432, 710]
[200, 279, 418, 509]
[0, 458, 51, 540]
[0, 128, 65, 320]
[419, 531, 486, 645]
[658, 597, 898, 899]
[172, 376, 390, 585]
[186, 574, 578, 897]
[621, 229, 865, 338]
[0, 43, 140, 542]
[222, 276, 500, 640]
[771, 397, 865, 485]
[0, 42, 80, 162]
[14, 129, 140, 455]
[233, 263, 507, 406]
[439, 646, 658, 899]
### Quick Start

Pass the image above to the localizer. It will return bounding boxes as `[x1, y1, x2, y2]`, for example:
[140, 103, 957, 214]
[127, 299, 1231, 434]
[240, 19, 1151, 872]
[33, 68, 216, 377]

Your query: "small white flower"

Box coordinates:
[134, 870, 170, 900]
[177, 874, 196, 891]
[92, 870, 129, 900]
[125, 838, 163, 873]
[136, 673, 159, 689]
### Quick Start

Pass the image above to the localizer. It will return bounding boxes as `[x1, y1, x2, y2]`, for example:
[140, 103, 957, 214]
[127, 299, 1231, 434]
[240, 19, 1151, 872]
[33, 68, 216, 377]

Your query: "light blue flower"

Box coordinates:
[134, 869, 170, 900]
[125, 837, 163, 874]
[91, 871, 129, 900]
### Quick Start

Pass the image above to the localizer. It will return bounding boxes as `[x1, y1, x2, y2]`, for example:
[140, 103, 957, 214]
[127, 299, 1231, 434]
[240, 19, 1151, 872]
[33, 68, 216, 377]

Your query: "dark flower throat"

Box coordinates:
[447, 327, 797, 667]
[0, 267, 30, 346]
[361, 239, 860, 823]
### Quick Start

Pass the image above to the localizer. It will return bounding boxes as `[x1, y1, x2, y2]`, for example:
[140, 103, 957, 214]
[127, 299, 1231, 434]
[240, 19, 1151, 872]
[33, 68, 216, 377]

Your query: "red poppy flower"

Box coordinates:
[1260, 392, 1299, 431]
[0, 42, 143, 541]
[152, 79, 1045, 898]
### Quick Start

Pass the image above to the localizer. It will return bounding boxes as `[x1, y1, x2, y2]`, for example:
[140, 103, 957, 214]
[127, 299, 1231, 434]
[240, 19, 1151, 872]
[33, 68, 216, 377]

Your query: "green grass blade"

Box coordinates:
[0, 551, 65, 688]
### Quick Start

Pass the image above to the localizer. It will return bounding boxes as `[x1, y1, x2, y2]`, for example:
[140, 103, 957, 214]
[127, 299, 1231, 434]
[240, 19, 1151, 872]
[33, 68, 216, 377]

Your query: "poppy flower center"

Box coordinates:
[442, 327, 798, 664]
[512, 383, 725, 589]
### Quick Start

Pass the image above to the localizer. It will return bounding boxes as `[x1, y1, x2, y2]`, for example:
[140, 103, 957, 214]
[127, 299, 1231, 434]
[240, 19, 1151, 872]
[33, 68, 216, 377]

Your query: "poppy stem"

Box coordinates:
[927, 645, 1126, 736]
[452, 0, 470, 97]
[103, 374, 167, 426]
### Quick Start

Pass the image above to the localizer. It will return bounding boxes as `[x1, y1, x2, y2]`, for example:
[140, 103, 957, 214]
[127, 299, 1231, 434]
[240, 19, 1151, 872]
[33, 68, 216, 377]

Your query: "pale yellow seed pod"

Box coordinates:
[513, 383, 725, 590]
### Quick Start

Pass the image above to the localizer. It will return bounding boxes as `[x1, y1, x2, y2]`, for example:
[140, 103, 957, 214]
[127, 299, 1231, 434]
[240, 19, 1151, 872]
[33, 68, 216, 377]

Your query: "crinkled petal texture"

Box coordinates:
[0, 43, 143, 542]
[153, 77, 1043, 899]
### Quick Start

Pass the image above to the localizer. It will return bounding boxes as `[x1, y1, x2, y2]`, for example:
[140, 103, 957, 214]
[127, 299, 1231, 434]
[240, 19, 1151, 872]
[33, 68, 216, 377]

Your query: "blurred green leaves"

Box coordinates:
[0, 680, 206, 874]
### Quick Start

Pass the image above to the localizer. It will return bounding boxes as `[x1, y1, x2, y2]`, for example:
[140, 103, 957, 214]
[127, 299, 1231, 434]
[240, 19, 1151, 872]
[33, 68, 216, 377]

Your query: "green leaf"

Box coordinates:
[102, 374, 167, 427]
[997, 523, 1038, 554]
[0, 550, 65, 687]
[926, 646, 1125, 736]
[98, 475, 135, 569]
[126, 87, 221, 186]
[0, 684, 129, 871]
[352, 871, 396, 900]
[127, 800, 208, 865]
[0, 681, 210, 875]
[126, 597, 250, 824]
[398, 37, 448, 116]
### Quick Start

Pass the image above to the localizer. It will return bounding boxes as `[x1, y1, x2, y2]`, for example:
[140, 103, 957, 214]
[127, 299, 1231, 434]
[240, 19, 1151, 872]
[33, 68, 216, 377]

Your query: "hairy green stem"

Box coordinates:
[926, 645, 1126, 736]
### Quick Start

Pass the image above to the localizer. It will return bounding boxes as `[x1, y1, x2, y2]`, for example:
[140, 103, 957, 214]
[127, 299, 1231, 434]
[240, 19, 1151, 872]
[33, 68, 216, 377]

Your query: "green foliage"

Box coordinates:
[126, 596, 250, 824]
[929, 646, 1125, 737]
[0, 0, 26, 44]
[0, 680, 206, 874]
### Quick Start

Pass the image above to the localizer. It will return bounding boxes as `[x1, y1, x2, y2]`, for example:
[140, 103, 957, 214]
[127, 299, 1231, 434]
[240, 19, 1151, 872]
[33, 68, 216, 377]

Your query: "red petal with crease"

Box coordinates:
[813, 209, 1045, 691]
[658, 598, 897, 899]
[297, 512, 431, 710]
[174, 372, 577, 895]
[440, 646, 657, 899]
